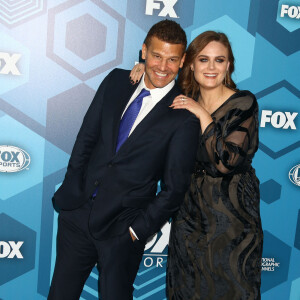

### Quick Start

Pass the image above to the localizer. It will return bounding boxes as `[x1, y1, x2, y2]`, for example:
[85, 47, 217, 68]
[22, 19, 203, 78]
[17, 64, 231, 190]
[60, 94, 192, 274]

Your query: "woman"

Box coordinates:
[130, 31, 263, 300]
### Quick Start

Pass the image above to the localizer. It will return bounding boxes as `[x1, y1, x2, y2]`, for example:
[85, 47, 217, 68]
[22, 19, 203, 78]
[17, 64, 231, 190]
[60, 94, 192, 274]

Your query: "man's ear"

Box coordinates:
[180, 53, 186, 68]
[142, 44, 147, 60]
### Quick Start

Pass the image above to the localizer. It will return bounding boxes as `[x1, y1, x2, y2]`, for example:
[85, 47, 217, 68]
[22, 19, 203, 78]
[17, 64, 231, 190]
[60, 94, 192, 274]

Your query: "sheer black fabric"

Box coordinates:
[167, 91, 263, 300]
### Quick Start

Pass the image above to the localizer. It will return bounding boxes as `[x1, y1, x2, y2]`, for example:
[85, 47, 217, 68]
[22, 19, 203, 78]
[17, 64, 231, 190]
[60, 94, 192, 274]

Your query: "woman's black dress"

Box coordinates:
[167, 91, 263, 300]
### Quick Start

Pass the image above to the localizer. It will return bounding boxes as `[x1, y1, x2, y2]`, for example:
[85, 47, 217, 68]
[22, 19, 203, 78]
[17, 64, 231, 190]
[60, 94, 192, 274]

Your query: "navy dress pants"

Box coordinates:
[48, 200, 145, 300]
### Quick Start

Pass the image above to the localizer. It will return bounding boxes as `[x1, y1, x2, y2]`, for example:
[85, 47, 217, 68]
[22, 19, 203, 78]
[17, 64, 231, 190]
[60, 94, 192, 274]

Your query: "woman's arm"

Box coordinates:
[202, 95, 258, 175]
[170, 94, 213, 133]
[171, 93, 259, 176]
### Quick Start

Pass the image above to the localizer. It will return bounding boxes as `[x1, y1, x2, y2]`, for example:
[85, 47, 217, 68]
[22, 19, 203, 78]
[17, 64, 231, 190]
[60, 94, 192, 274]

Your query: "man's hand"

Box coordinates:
[129, 229, 136, 241]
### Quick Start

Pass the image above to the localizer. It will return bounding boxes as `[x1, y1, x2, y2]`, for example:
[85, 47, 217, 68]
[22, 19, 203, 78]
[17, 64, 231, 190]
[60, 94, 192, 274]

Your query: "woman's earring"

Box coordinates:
[224, 71, 228, 86]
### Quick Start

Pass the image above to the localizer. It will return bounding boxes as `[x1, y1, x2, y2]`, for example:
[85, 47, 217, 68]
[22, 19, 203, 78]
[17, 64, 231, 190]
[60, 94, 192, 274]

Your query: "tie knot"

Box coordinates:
[137, 88, 150, 100]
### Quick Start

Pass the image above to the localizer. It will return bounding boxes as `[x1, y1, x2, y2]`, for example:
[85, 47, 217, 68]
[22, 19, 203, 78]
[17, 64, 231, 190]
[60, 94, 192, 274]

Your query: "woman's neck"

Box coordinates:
[198, 85, 235, 114]
[199, 86, 224, 106]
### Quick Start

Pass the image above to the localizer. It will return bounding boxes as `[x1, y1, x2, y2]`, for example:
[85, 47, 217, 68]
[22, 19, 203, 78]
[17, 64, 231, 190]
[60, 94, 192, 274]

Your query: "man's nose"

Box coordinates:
[158, 59, 167, 71]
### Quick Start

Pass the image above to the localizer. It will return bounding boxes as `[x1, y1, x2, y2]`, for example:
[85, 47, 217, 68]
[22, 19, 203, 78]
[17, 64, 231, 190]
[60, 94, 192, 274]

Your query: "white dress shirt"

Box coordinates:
[122, 74, 175, 136]
[126, 74, 175, 240]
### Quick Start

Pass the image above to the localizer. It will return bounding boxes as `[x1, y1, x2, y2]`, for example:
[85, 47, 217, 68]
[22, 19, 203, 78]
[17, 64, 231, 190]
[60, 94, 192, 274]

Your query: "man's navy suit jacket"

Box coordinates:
[52, 68, 200, 243]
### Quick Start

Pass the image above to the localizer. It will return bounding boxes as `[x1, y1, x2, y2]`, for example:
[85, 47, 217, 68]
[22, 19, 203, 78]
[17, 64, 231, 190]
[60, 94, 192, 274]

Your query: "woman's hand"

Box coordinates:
[129, 63, 145, 84]
[170, 95, 213, 132]
[170, 95, 203, 119]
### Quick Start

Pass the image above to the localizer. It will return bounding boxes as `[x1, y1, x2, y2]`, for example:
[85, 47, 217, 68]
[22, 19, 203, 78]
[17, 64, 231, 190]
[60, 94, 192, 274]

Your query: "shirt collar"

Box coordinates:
[137, 74, 175, 101]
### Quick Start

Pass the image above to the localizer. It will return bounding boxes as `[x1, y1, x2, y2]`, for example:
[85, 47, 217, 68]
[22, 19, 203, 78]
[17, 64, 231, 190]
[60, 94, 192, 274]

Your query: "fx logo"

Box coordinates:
[145, 221, 170, 253]
[280, 5, 300, 19]
[143, 222, 170, 268]
[0, 241, 24, 259]
[0, 52, 21, 75]
[260, 110, 298, 130]
[145, 0, 178, 18]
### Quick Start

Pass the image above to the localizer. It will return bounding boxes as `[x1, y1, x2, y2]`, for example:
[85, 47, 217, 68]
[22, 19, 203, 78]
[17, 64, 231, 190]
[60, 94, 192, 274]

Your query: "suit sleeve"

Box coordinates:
[130, 114, 200, 242]
[52, 69, 115, 209]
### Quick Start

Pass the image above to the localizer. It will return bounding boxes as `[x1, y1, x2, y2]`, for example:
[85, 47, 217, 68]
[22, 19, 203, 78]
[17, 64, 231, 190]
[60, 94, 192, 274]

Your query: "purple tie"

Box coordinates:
[92, 88, 150, 198]
[116, 88, 150, 152]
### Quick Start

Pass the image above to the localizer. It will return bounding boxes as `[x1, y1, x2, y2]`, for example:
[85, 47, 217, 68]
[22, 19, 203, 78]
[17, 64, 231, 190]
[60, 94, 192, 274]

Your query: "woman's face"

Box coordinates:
[191, 41, 230, 90]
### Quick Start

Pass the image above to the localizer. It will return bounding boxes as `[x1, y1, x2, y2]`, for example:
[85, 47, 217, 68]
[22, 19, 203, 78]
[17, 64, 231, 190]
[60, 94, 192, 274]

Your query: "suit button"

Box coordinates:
[94, 180, 99, 186]
[108, 163, 113, 168]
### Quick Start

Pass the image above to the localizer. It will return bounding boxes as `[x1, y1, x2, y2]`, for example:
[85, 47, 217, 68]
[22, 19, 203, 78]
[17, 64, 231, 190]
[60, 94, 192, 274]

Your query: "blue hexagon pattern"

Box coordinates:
[260, 179, 282, 204]
[0, 1, 299, 299]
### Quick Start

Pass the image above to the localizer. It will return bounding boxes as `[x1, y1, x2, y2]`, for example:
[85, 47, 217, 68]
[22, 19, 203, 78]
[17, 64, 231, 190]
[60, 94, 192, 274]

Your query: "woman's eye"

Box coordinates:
[216, 59, 225, 63]
[199, 58, 207, 62]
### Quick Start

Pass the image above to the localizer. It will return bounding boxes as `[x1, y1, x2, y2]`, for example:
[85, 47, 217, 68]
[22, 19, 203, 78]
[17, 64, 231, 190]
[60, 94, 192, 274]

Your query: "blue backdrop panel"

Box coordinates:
[0, 0, 299, 299]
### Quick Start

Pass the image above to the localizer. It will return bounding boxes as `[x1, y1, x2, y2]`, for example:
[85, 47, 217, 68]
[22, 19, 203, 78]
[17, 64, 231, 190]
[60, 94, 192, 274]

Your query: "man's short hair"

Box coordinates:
[144, 20, 187, 50]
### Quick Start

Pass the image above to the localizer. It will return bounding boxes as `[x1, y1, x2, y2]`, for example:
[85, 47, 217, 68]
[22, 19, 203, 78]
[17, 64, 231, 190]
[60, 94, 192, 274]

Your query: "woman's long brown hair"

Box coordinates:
[178, 31, 237, 99]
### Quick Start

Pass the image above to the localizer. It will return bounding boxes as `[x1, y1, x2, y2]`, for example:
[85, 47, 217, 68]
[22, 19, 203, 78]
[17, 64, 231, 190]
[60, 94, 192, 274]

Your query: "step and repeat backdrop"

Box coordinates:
[0, 0, 299, 299]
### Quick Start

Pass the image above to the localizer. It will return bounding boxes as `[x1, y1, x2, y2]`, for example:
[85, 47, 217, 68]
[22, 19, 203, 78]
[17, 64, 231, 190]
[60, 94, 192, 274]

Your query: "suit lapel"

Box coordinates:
[102, 80, 137, 156]
[111, 84, 137, 154]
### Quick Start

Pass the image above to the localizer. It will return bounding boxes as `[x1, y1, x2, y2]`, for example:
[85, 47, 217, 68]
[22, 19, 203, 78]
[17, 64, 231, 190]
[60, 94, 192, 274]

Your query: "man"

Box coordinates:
[48, 20, 199, 299]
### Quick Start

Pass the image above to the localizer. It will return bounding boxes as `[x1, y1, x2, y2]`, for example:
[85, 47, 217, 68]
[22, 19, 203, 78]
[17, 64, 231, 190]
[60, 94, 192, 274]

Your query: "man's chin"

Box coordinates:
[151, 80, 173, 89]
